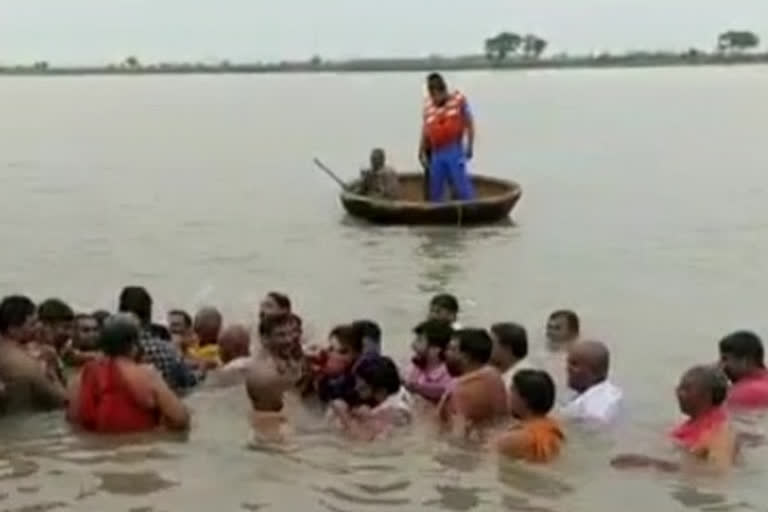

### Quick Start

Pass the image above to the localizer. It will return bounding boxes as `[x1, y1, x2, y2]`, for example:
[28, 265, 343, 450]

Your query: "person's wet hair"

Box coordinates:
[455, 328, 493, 365]
[352, 320, 382, 347]
[92, 310, 111, 328]
[491, 322, 528, 360]
[169, 309, 192, 329]
[550, 310, 579, 335]
[149, 323, 171, 341]
[426, 72, 447, 92]
[686, 365, 729, 407]
[414, 319, 453, 352]
[329, 324, 364, 355]
[430, 294, 459, 315]
[259, 313, 293, 337]
[355, 356, 401, 395]
[0, 295, 36, 335]
[100, 313, 141, 357]
[118, 286, 153, 325]
[267, 292, 291, 312]
[513, 370, 557, 415]
[719, 330, 765, 368]
[38, 298, 74, 326]
[289, 313, 302, 328]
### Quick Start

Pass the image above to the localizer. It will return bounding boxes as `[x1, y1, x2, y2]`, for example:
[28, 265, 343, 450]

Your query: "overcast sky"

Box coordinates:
[1, 0, 767, 65]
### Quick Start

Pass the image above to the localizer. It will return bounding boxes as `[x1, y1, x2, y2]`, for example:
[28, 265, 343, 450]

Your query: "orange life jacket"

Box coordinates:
[423, 91, 467, 150]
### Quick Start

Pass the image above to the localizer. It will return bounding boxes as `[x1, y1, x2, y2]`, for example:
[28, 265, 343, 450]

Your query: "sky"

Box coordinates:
[1, 0, 767, 65]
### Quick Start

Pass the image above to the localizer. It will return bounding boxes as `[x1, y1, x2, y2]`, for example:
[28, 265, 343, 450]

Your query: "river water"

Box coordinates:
[1, 67, 768, 511]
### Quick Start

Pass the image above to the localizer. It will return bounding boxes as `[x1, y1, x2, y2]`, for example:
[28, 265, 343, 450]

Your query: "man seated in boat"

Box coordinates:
[357, 148, 401, 200]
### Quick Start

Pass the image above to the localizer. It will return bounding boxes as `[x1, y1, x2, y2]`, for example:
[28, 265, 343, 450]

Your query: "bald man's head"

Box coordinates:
[194, 307, 223, 345]
[245, 362, 287, 412]
[219, 324, 251, 364]
[566, 340, 611, 393]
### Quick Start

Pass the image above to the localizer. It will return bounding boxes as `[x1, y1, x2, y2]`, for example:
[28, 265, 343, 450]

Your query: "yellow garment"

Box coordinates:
[188, 344, 220, 364]
[497, 417, 564, 463]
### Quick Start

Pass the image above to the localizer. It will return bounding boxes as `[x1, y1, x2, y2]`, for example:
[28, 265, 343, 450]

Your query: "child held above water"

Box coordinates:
[309, 325, 364, 405]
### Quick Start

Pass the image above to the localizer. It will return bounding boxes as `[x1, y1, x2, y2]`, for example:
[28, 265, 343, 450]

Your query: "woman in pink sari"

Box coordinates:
[612, 365, 735, 473]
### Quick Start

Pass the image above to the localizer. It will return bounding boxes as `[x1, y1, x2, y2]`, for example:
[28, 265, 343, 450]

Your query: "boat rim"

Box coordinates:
[340, 173, 522, 209]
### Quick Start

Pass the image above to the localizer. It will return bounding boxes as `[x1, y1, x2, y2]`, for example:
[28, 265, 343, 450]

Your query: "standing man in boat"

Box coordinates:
[418, 73, 475, 202]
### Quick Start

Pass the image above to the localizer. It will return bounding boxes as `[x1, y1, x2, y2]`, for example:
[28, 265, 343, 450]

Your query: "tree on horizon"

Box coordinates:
[124, 56, 141, 69]
[522, 34, 548, 59]
[484, 32, 522, 61]
[717, 31, 760, 52]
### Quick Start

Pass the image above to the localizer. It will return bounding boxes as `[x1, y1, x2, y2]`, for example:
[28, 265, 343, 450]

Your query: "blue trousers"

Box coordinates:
[429, 143, 474, 201]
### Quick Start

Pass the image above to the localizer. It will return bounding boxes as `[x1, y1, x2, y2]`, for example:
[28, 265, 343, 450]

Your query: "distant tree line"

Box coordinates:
[482, 29, 762, 63]
[5, 29, 764, 73]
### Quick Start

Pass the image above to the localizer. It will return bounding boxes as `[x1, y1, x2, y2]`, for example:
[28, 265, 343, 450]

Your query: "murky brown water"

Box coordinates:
[2, 67, 768, 511]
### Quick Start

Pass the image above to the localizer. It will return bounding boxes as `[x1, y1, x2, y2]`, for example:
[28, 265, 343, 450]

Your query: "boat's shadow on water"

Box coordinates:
[339, 215, 520, 293]
[338, 214, 518, 230]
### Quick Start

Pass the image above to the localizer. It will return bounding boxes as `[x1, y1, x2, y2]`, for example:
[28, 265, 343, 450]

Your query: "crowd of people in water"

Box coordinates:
[1, 287, 768, 473]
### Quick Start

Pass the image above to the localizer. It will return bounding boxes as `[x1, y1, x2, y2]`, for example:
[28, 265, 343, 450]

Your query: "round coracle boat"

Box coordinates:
[340, 173, 522, 226]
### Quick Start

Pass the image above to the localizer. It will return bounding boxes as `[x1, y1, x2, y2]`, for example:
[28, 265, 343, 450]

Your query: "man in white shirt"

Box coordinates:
[560, 340, 623, 425]
[489, 322, 535, 392]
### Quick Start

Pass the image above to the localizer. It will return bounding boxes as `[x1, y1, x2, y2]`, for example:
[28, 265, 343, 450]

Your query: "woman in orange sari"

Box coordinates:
[495, 369, 564, 463]
[68, 314, 190, 433]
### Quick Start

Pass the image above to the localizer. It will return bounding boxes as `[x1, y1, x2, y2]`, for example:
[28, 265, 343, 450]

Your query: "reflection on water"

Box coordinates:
[501, 493, 556, 512]
[2, 502, 69, 512]
[423, 485, 489, 511]
[316, 485, 411, 507]
[668, 485, 759, 511]
[0, 459, 40, 482]
[414, 228, 469, 293]
[95, 471, 177, 496]
[413, 226, 516, 294]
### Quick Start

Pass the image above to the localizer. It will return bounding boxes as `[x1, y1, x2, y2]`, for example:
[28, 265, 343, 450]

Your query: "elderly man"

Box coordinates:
[612, 365, 735, 473]
[561, 340, 623, 425]
[205, 324, 253, 387]
[357, 148, 401, 200]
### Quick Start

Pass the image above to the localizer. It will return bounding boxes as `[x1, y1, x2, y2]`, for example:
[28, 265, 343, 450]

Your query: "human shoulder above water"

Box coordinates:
[357, 148, 402, 200]
[0, 295, 68, 414]
[560, 340, 624, 426]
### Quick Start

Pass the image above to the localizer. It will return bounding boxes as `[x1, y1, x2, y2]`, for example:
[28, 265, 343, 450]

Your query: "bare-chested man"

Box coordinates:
[0, 295, 68, 414]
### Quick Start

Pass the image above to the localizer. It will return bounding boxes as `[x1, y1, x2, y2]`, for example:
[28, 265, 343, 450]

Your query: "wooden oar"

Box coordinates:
[312, 158, 350, 191]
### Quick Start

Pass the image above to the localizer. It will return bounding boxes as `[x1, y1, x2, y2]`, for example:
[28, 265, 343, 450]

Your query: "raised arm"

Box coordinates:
[150, 367, 190, 431]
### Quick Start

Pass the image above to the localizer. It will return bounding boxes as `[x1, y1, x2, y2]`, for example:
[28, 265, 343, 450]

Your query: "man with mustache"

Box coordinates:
[404, 319, 454, 404]
[437, 328, 509, 436]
